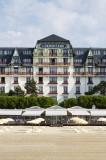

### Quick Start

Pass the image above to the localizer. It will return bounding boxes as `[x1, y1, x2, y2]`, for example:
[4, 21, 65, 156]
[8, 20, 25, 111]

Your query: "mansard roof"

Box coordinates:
[0, 47, 34, 65]
[73, 47, 106, 66]
[37, 34, 70, 42]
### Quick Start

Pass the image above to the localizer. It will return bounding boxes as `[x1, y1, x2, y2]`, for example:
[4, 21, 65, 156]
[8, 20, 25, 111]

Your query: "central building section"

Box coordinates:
[33, 34, 74, 103]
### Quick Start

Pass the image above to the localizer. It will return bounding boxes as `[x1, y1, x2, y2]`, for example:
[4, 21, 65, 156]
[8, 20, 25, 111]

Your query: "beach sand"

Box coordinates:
[0, 126, 106, 160]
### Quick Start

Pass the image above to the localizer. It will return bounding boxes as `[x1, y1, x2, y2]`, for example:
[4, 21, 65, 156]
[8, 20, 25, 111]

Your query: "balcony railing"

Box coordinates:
[98, 62, 106, 65]
[36, 72, 70, 76]
[35, 62, 71, 66]
[87, 81, 93, 84]
[62, 82, 68, 84]
[48, 81, 57, 84]
[62, 92, 68, 94]
[49, 53, 57, 56]
[37, 81, 44, 84]
[74, 62, 82, 66]
[0, 72, 33, 75]
[73, 72, 106, 76]
[75, 91, 81, 94]
[38, 91, 43, 94]
[48, 91, 57, 94]
[75, 81, 81, 84]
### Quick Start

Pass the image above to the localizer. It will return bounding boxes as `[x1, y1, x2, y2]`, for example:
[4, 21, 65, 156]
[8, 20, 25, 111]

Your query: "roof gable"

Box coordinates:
[38, 34, 69, 42]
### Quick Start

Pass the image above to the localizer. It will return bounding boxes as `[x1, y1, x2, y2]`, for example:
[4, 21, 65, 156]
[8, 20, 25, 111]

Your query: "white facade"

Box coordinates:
[0, 35, 106, 103]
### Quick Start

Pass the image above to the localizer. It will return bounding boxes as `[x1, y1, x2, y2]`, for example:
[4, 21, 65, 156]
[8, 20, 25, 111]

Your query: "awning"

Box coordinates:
[0, 110, 23, 116]
[90, 110, 106, 116]
[68, 110, 90, 116]
[22, 110, 45, 116]
[46, 110, 67, 116]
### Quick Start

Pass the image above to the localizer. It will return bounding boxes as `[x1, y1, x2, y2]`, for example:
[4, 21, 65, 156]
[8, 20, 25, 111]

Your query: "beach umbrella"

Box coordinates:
[0, 119, 9, 124]
[70, 117, 88, 125]
[6, 118, 14, 122]
[97, 118, 106, 122]
[36, 118, 45, 122]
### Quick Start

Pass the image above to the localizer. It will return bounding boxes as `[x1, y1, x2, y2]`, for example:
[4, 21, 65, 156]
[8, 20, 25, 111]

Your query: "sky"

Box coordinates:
[0, 0, 106, 48]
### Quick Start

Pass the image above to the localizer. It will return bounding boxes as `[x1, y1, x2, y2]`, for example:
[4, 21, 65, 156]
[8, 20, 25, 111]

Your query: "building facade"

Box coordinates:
[0, 34, 106, 103]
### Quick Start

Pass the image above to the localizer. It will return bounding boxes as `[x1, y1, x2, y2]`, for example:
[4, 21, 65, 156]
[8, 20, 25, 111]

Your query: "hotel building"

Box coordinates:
[0, 34, 106, 103]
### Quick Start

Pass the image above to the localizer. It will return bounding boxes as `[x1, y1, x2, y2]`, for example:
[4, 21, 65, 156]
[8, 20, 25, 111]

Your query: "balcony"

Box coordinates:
[35, 62, 71, 66]
[62, 82, 68, 84]
[13, 82, 19, 84]
[75, 91, 81, 94]
[0, 72, 33, 76]
[36, 72, 70, 76]
[37, 81, 44, 84]
[48, 91, 57, 94]
[49, 53, 57, 56]
[38, 91, 43, 94]
[73, 72, 106, 76]
[75, 81, 81, 84]
[62, 92, 68, 94]
[98, 62, 106, 66]
[74, 62, 82, 66]
[87, 81, 93, 84]
[48, 81, 57, 84]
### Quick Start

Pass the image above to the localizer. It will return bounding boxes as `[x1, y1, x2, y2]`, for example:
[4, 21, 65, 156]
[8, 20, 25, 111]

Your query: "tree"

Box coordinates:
[24, 78, 38, 96]
[85, 81, 106, 96]
[59, 98, 78, 108]
[77, 95, 94, 108]
[8, 89, 15, 96]
[15, 85, 24, 96]
[37, 96, 58, 108]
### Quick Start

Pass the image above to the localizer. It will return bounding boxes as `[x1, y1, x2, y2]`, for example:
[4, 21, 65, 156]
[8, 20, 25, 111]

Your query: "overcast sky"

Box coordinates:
[0, 0, 106, 48]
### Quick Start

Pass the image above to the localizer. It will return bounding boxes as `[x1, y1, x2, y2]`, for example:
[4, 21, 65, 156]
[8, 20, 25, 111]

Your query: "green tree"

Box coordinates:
[59, 98, 77, 108]
[15, 85, 24, 96]
[8, 90, 15, 96]
[24, 78, 38, 96]
[37, 96, 58, 108]
[77, 95, 94, 108]
[85, 81, 106, 95]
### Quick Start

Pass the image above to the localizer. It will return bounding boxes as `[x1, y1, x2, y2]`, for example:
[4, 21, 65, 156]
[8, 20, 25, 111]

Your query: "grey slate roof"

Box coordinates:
[37, 34, 70, 42]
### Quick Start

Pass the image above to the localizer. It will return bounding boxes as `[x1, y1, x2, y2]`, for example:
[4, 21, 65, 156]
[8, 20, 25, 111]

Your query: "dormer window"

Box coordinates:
[104, 51, 106, 55]
[93, 50, 100, 55]
[75, 50, 83, 55]
[4, 50, 11, 55]
[23, 50, 31, 55]
[0, 50, 3, 55]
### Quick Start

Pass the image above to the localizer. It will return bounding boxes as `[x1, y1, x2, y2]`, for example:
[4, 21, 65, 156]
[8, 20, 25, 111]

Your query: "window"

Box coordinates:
[88, 67, 93, 73]
[49, 77, 57, 82]
[0, 86, 5, 92]
[88, 58, 93, 65]
[23, 50, 31, 55]
[100, 67, 105, 73]
[76, 86, 80, 93]
[50, 96, 57, 101]
[50, 86, 57, 92]
[93, 50, 100, 55]
[38, 58, 43, 64]
[63, 77, 68, 83]
[64, 68, 68, 73]
[39, 77, 43, 83]
[0, 50, 3, 55]
[2, 59, 7, 64]
[26, 77, 31, 83]
[63, 86, 68, 93]
[14, 68, 18, 74]
[1, 67, 5, 74]
[63, 49, 68, 56]
[50, 67, 57, 73]
[14, 77, 18, 83]
[39, 86, 43, 92]
[1, 77, 5, 83]
[88, 86, 93, 92]
[14, 57, 19, 64]
[23, 59, 31, 63]
[88, 77, 93, 84]
[74, 59, 82, 64]
[75, 68, 80, 73]
[100, 77, 105, 82]
[63, 96, 68, 100]
[26, 67, 31, 73]
[76, 77, 80, 83]
[63, 58, 68, 63]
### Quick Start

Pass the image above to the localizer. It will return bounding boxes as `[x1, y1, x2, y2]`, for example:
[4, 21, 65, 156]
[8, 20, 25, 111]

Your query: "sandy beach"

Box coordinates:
[0, 126, 106, 160]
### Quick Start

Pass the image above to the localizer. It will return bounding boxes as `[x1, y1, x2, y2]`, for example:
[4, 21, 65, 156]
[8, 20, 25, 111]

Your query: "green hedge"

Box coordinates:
[0, 96, 57, 109]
